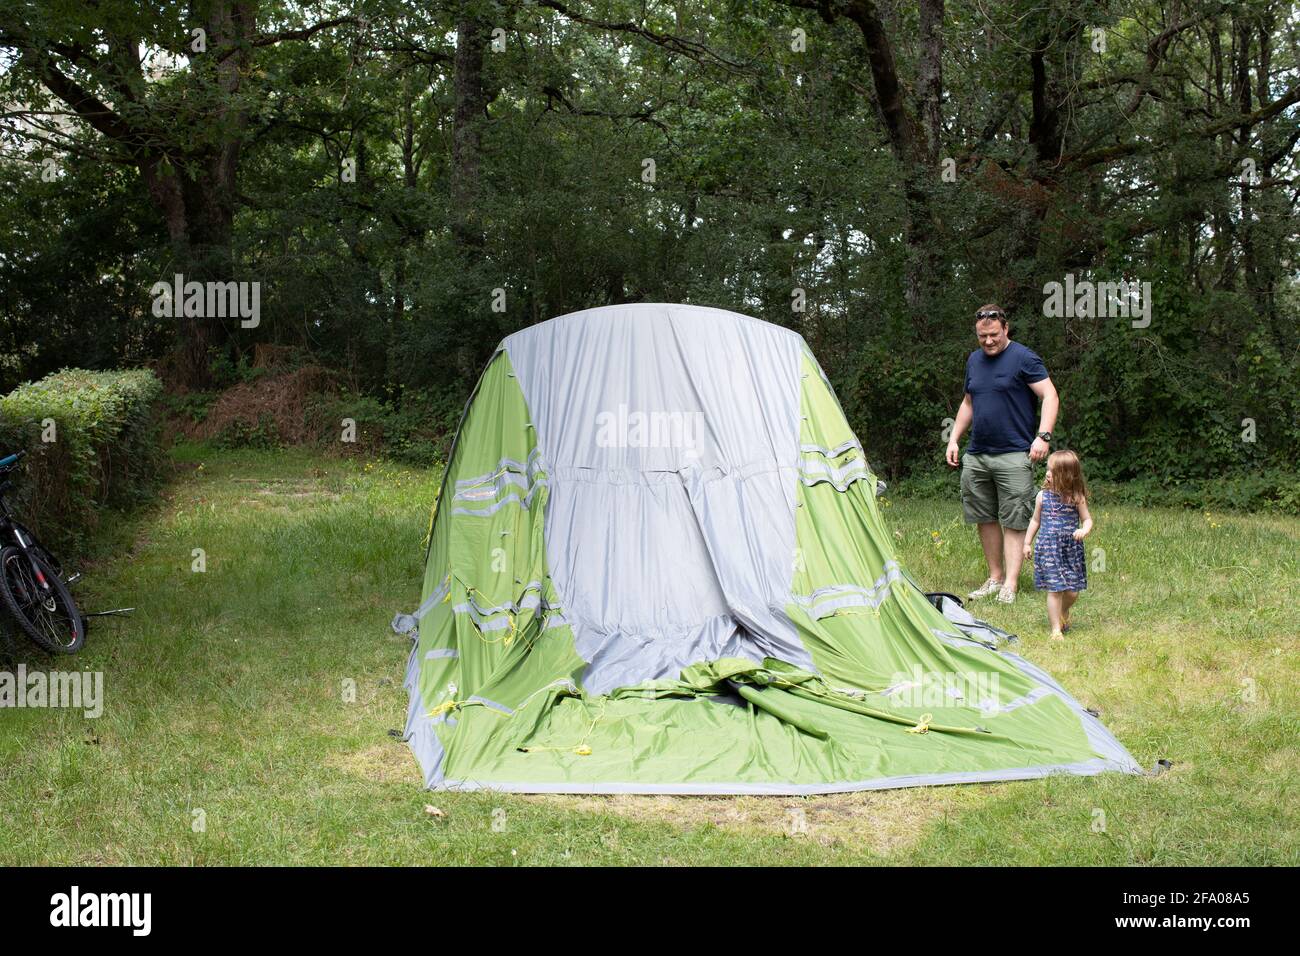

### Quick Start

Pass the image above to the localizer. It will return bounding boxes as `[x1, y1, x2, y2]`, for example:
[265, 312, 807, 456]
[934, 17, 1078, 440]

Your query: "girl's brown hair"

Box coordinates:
[1045, 449, 1088, 506]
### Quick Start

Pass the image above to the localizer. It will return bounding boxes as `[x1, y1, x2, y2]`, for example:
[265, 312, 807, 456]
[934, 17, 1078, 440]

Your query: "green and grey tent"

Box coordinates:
[393, 304, 1141, 793]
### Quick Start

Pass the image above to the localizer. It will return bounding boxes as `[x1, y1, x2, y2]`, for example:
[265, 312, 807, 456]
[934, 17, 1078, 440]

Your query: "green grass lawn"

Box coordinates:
[1, 444, 1295, 865]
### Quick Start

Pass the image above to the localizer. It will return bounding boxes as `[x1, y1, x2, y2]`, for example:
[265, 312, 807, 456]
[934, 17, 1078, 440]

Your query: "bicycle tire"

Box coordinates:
[0, 545, 85, 654]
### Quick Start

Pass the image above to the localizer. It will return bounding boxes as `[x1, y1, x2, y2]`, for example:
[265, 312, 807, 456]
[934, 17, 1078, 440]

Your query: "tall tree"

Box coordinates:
[0, 1, 361, 385]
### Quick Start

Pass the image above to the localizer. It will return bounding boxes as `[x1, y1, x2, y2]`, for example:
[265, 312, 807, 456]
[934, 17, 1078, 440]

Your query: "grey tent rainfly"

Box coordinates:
[392, 304, 1141, 793]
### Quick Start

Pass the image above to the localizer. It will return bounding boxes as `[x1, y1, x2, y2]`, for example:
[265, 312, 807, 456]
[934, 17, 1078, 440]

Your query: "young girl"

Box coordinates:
[1023, 450, 1093, 640]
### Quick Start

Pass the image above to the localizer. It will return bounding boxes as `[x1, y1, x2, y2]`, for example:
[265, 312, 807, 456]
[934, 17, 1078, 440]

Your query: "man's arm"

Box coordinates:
[945, 393, 973, 467]
[1028, 377, 1058, 461]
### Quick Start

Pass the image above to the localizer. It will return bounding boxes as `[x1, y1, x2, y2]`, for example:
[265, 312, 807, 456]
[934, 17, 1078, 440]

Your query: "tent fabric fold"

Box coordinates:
[396, 303, 1142, 793]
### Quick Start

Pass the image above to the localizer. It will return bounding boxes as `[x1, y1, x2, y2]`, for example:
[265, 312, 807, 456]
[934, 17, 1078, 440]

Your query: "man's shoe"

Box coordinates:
[996, 585, 1017, 604]
[968, 578, 1004, 600]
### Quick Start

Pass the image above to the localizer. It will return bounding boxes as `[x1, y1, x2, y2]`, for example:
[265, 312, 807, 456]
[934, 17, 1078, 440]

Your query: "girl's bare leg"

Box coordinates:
[1062, 590, 1079, 627]
[1047, 591, 1065, 635]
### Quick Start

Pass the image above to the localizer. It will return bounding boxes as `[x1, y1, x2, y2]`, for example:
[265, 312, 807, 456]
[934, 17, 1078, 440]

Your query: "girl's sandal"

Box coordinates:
[1061, 613, 1071, 633]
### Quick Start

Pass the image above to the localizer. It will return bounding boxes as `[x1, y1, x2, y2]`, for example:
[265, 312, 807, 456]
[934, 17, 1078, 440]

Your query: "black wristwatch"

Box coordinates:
[1036, 431, 1052, 442]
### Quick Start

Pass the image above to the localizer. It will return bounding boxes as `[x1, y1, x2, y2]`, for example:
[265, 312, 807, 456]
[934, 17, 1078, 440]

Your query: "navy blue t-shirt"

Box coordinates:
[964, 341, 1049, 454]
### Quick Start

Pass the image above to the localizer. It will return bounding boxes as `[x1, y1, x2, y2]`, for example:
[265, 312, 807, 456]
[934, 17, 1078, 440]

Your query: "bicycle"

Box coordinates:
[0, 451, 86, 654]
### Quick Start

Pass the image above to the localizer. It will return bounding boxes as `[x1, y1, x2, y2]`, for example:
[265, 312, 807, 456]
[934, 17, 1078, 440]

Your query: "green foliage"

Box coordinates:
[0, 148, 169, 396]
[896, 462, 1300, 516]
[892, 468, 963, 503]
[160, 391, 218, 425]
[209, 354, 270, 389]
[214, 415, 282, 451]
[1090, 470, 1300, 515]
[0, 1, 1294, 502]
[839, 332, 960, 477]
[0, 368, 165, 553]
[306, 388, 464, 466]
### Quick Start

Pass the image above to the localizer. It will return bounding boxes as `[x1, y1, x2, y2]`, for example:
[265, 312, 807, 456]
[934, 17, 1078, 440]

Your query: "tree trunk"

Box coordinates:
[999, 17, 1085, 315]
[449, 5, 496, 378]
[841, 0, 944, 325]
[140, 149, 237, 389]
[1234, 15, 1257, 311]
[1206, 19, 1237, 290]
[451, 8, 491, 252]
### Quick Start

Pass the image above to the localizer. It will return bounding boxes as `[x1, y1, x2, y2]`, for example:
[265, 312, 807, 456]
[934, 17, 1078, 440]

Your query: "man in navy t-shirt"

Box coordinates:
[945, 304, 1059, 604]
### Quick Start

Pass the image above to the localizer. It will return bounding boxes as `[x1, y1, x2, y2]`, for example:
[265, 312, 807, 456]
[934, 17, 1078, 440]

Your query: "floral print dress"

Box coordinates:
[1032, 489, 1088, 592]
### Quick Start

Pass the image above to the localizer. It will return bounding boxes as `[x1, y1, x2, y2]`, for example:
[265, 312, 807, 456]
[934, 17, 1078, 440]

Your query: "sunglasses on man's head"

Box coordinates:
[976, 310, 1004, 319]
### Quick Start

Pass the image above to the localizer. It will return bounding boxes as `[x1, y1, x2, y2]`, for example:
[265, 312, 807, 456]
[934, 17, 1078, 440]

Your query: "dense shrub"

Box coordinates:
[891, 464, 1300, 515]
[305, 388, 464, 467]
[160, 391, 219, 427]
[0, 369, 164, 552]
[1088, 471, 1300, 515]
[213, 415, 282, 450]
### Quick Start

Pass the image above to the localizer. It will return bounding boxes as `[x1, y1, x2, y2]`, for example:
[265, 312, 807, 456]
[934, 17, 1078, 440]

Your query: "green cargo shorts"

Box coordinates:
[960, 451, 1037, 530]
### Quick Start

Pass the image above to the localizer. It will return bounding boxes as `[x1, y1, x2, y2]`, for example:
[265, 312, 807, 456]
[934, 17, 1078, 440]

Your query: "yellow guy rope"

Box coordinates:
[520, 699, 606, 757]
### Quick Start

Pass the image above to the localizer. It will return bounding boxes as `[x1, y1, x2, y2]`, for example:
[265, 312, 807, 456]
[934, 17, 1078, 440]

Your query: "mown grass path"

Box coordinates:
[1, 446, 1295, 864]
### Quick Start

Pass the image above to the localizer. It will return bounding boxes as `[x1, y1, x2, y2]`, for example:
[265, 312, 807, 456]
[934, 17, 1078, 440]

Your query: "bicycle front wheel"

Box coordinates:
[0, 546, 85, 654]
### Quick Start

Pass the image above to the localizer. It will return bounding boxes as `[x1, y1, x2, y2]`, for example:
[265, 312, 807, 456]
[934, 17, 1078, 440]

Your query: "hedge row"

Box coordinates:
[892, 465, 1300, 515]
[0, 369, 164, 554]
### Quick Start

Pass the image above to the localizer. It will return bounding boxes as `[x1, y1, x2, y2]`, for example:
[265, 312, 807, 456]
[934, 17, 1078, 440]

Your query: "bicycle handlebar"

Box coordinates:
[0, 451, 26, 469]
